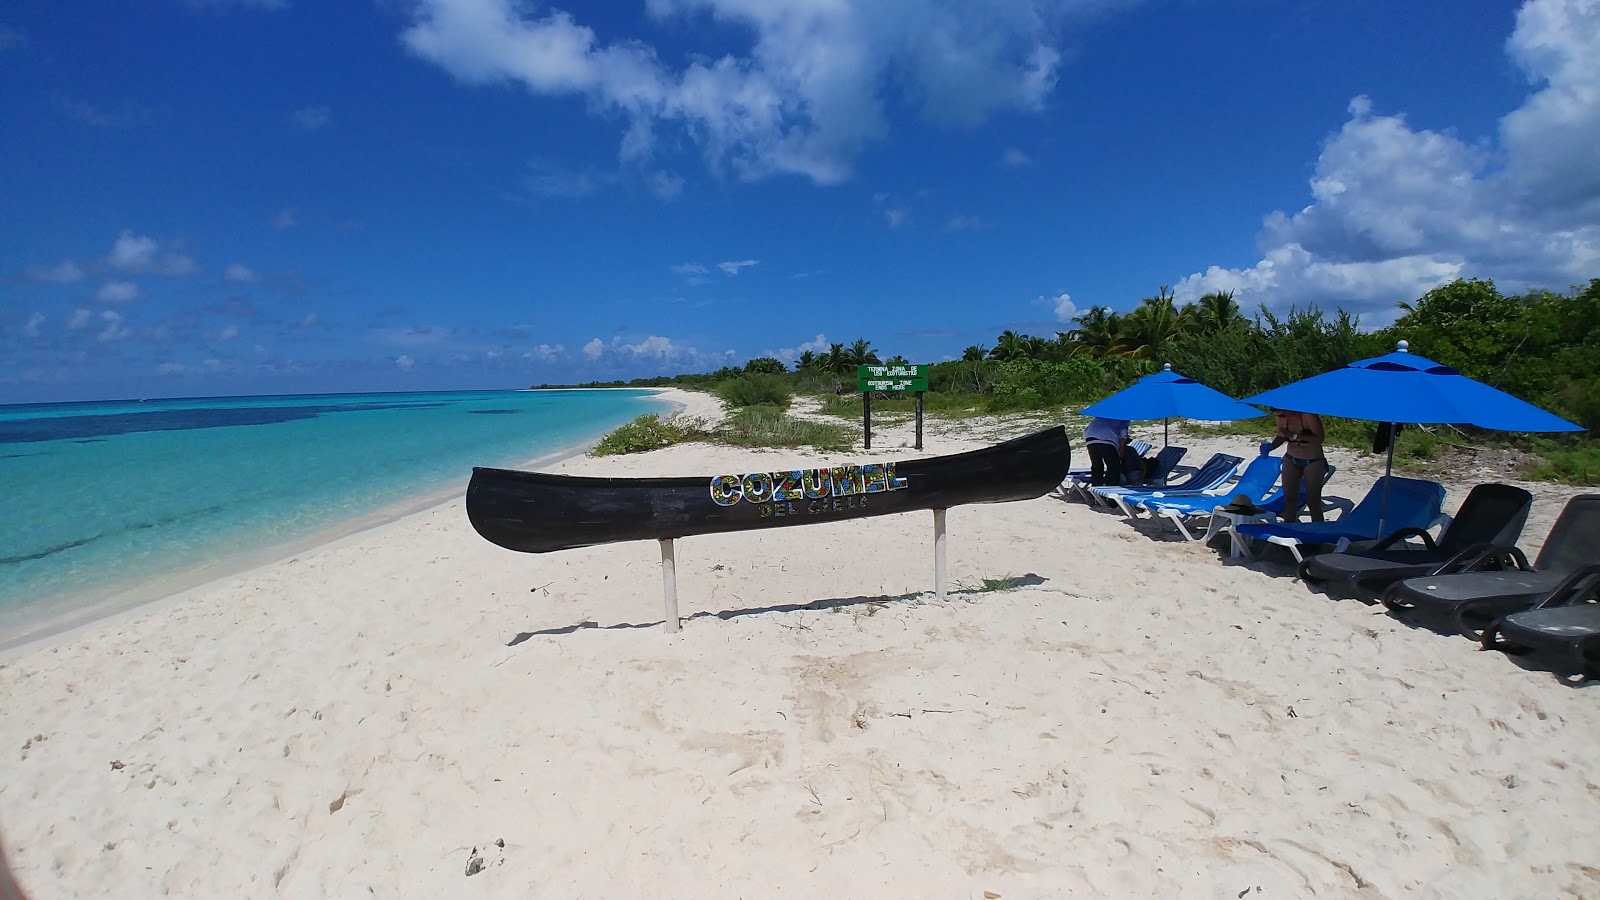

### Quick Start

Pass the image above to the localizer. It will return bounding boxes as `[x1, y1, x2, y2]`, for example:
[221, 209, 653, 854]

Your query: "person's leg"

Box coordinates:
[1281, 456, 1304, 522]
[1304, 459, 1328, 522]
[1088, 442, 1109, 486]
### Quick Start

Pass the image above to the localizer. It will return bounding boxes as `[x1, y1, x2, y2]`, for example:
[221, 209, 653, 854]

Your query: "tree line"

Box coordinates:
[548, 277, 1600, 432]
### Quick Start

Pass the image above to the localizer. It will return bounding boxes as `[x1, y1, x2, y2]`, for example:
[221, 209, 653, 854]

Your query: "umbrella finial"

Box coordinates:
[1162, 362, 1172, 371]
[1396, 340, 1410, 353]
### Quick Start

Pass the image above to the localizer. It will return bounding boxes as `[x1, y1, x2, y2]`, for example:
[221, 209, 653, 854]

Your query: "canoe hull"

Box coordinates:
[466, 426, 1072, 553]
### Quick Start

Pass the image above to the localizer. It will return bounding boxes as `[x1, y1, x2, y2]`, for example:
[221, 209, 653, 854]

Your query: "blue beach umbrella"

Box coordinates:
[1245, 340, 1582, 533]
[1080, 363, 1266, 444]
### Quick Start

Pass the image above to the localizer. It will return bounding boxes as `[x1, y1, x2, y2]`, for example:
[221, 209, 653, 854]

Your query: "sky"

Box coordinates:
[1, 0, 1597, 403]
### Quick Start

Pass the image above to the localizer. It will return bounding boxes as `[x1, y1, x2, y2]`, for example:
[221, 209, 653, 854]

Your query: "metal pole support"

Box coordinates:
[933, 508, 948, 601]
[659, 538, 681, 633]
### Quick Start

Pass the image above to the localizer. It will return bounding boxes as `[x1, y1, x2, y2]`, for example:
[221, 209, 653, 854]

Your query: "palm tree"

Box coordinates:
[886, 354, 909, 366]
[845, 338, 881, 367]
[796, 349, 817, 370]
[825, 342, 849, 375]
[1192, 290, 1245, 335]
[961, 344, 988, 362]
[988, 330, 1030, 361]
[1072, 306, 1121, 357]
[1112, 286, 1190, 361]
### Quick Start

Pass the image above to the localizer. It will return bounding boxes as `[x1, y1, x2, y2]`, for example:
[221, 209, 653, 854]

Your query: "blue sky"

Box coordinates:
[2, 0, 1596, 403]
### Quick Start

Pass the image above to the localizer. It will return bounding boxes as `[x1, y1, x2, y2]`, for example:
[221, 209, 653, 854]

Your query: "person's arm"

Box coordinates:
[1261, 420, 1287, 456]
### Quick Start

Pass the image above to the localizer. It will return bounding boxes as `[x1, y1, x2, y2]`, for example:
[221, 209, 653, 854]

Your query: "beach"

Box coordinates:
[2, 387, 1596, 899]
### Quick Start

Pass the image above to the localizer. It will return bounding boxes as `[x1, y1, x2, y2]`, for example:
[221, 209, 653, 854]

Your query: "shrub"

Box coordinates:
[591, 414, 708, 456]
[717, 374, 793, 409]
[715, 405, 853, 451]
[987, 358, 1105, 411]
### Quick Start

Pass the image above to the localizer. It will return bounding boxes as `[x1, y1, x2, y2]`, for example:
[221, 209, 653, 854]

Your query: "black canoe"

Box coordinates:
[466, 426, 1072, 554]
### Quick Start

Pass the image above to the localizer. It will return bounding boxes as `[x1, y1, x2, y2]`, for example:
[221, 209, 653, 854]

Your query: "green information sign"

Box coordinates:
[856, 364, 929, 392]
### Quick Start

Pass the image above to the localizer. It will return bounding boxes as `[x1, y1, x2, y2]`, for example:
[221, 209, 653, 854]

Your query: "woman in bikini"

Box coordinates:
[1263, 408, 1327, 522]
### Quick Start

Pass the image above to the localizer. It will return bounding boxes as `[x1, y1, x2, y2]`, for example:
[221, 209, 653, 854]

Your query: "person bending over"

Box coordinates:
[1261, 408, 1327, 522]
[1084, 417, 1131, 486]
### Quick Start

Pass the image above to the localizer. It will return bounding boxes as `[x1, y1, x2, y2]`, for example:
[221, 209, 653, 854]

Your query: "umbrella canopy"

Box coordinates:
[1244, 343, 1582, 432]
[1243, 341, 1581, 535]
[1080, 364, 1266, 422]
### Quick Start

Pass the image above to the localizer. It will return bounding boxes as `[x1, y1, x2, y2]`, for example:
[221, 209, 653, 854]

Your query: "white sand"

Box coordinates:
[2, 388, 1597, 899]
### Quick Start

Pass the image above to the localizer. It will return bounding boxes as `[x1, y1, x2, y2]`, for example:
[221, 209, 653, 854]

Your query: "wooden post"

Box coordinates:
[933, 508, 948, 601]
[914, 391, 924, 450]
[659, 538, 681, 634]
[863, 392, 872, 450]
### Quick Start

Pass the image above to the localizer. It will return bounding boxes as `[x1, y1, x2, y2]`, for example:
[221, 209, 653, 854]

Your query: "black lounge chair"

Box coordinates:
[1481, 564, 1600, 681]
[1381, 493, 1600, 637]
[1297, 483, 1533, 600]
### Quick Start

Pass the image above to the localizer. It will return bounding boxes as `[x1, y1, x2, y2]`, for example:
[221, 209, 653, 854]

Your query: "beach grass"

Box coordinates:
[593, 406, 854, 456]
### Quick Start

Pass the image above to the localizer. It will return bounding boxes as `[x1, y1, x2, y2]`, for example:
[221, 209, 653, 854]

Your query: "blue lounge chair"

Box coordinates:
[1064, 440, 1152, 479]
[1234, 475, 1448, 564]
[1091, 452, 1242, 515]
[1200, 465, 1345, 555]
[1139, 454, 1281, 539]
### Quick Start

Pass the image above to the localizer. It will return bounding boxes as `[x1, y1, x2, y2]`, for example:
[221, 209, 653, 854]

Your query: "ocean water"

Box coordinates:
[0, 389, 663, 637]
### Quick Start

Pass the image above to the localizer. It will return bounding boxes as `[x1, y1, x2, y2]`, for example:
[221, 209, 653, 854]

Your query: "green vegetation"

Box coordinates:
[715, 405, 853, 452]
[591, 414, 710, 456]
[717, 373, 792, 409]
[559, 277, 1599, 483]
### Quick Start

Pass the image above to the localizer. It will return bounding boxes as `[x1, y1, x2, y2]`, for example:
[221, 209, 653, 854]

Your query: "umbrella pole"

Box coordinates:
[1164, 417, 1169, 447]
[1377, 422, 1397, 538]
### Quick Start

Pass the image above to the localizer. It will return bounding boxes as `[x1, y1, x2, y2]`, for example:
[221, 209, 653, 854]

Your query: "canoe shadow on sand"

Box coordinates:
[506, 573, 1049, 645]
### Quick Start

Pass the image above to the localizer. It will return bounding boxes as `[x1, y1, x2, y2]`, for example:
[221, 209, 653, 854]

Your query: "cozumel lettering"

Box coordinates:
[710, 461, 906, 506]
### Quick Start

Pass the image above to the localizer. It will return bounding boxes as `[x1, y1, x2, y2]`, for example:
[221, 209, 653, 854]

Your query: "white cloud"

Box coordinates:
[24, 261, 84, 283]
[401, 0, 1076, 185]
[717, 259, 759, 276]
[67, 309, 91, 330]
[766, 332, 829, 364]
[106, 231, 195, 275]
[670, 262, 708, 276]
[1176, 0, 1600, 323]
[224, 263, 259, 282]
[22, 312, 45, 339]
[293, 105, 331, 131]
[1001, 147, 1034, 167]
[218, 324, 240, 340]
[273, 209, 298, 229]
[649, 170, 685, 199]
[884, 207, 909, 228]
[298, 312, 318, 328]
[579, 333, 726, 367]
[525, 343, 565, 361]
[1050, 292, 1077, 322]
[95, 280, 139, 304]
[97, 310, 131, 342]
[582, 337, 605, 360]
[395, 355, 416, 371]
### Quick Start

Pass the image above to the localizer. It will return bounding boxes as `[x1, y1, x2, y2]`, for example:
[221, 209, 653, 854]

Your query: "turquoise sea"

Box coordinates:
[0, 388, 663, 640]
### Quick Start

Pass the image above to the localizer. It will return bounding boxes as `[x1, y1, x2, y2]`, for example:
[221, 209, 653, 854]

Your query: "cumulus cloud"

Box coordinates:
[22, 313, 44, 339]
[67, 309, 91, 330]
[1176, 0, 1600, 323]
[96, 310, 132, 342]
[24, 261, 84, 283]
[580, 332, 732, 368]
[717, 259, 759, 276]
[525, 343, 565, 361]
[582, 337, 605, 360]
[1049, 292, 1077, 322]
[95, 280, 139, 304]
[218, 324, 240, 340]
[224, 263, 259, 282]
[395, 355, 416, 371]
[766, 332, 829, 364]
[400, 0, 1077, 185]
[670, 262, 708, 276]
[107, 231, 195, 275]
[293, 105, 332, 131]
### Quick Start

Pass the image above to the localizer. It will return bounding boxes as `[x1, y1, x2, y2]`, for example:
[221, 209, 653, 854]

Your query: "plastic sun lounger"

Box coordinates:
[1233, 475, 1449, 564]
[1064, 440, 1152, 478]
[1201, 465, 1345, 556]
[1103, 453, 1246, 518]
[1481, 567, 1600, 681]
[1381, 494, 1600, 637]
[1088, 450, 1232, 511]
[1138, 454, 1281, 540]
[1298, 483, 1533, 600]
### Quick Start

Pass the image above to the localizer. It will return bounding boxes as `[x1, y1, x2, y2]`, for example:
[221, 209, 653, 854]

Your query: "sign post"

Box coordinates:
[856, 364, 929, 451]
